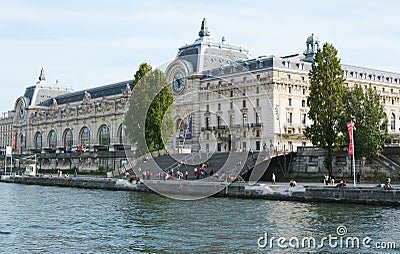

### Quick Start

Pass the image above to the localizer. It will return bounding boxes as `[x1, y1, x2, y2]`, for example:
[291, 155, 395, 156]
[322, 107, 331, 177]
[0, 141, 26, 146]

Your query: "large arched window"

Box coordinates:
[48, 130, 57, 148]
[34, 132, 42, 150]
[99, 125, 110, 146]
[80, 127, 90, 145]
[20, 133, 26, 149]
[391, 113, 396, 132]
[117, 124, 124, 144]
[64, 129, 73, 148]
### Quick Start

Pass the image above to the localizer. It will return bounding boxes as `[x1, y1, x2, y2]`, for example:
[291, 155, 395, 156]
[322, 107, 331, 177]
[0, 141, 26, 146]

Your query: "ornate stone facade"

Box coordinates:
[1, 70, 132, 156]
[2, 18, 400, 160]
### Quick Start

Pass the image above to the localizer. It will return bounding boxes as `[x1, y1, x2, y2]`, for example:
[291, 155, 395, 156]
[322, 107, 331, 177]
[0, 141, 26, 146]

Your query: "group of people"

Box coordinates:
[128, 162, 214, 182]
[323, 174, 336, 186]
[194, 163, 210, 179]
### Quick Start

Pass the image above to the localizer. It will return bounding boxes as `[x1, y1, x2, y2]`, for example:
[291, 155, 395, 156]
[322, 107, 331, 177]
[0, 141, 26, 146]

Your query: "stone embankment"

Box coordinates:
[0, 176, 398, 206]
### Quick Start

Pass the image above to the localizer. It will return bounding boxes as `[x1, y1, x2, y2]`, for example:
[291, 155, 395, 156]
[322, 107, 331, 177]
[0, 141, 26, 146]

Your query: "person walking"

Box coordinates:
[272, 173, 276, 185]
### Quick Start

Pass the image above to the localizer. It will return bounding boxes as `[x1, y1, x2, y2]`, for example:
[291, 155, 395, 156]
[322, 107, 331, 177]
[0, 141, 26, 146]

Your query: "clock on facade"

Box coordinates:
[173, 72, 185, 93]
[19, 102, 25, 118]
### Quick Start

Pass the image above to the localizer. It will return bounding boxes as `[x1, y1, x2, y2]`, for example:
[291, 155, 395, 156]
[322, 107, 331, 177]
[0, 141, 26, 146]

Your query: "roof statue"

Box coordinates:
[83, 91, 91, 104]
[123, 83, 131, 96]
[198, 18, 210, 38]
[38, 68, 46, 81]
[50, 98, 58, 109]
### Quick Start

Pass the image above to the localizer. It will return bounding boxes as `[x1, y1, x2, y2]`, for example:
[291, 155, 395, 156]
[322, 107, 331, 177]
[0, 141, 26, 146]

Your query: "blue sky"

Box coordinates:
[1, 0, 400, 112]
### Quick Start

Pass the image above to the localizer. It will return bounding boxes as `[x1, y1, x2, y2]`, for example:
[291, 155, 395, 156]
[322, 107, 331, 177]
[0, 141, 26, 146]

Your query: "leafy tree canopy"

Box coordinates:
[340, 85, 388, 159]
[124, 63, 174, 157]
[305, 43, 346, 174]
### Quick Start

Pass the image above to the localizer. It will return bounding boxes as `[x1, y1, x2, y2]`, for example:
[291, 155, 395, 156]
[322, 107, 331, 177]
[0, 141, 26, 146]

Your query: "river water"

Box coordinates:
[0, 182, 399, 253]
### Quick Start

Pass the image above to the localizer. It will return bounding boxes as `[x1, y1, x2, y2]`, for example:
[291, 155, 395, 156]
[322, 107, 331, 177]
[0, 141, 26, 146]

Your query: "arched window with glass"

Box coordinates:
[48, 130, 57, 148]
[20, 133, 26, 149]
[80, 127, 90, 145]
[391, 113, 396, 132]
[99, 125, 110, 146]
[34, 132, 42, 150]
[117, 124, 124, 144]
[64, 129, 73, 148]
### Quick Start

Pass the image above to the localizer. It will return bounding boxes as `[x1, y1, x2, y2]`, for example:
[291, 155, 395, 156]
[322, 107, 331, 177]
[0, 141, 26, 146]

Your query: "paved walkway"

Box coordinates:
[257, 181, 398, 188]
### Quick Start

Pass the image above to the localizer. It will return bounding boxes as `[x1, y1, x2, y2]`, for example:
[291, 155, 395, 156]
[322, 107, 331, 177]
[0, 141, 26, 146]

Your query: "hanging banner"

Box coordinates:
[184, 114, 192, 139]
[346, 121, 353, 155]
[12, 132, 17, 149]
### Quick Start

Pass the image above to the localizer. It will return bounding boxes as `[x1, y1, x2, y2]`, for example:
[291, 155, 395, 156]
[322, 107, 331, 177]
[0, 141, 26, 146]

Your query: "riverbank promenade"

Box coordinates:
[1, 175, 398, 206]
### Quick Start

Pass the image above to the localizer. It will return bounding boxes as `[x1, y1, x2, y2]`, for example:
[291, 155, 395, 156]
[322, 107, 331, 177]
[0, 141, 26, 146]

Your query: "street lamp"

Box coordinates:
[275, 104, 283, 153]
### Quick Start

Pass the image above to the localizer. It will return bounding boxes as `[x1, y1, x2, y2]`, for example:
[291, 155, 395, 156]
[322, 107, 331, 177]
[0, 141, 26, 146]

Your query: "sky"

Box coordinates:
[1, 0, 400, 113]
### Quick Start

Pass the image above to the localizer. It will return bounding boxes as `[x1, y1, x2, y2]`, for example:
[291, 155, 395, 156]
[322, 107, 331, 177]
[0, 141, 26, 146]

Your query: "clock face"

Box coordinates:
[19, 103, 25, 118]
[173, 72, 185, 93]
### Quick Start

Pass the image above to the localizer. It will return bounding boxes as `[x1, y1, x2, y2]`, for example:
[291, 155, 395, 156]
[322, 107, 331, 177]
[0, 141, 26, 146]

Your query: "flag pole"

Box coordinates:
[351, 121, 356, 186]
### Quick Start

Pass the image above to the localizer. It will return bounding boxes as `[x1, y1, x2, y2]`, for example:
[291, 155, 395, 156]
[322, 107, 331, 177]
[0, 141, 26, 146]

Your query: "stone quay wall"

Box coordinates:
[0, 176, 399, 206]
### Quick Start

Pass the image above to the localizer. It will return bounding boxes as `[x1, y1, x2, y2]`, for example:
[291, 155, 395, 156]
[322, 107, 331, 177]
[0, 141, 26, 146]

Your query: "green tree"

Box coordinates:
[341, 84, 387, 159]
[133, 62, 152, 87]
[124, 63, 174, 157]
[305, 43, 346, 175]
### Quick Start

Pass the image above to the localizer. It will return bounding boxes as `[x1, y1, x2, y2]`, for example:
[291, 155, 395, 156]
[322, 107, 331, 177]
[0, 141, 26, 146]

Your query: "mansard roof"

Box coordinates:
[23, 86, 35, 106]
[39, 80, 133, 107]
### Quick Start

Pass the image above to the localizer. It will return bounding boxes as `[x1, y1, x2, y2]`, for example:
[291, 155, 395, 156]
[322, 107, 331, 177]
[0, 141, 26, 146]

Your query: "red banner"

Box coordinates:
[346, 121, 353, 155]
[12, 131, 17, 149]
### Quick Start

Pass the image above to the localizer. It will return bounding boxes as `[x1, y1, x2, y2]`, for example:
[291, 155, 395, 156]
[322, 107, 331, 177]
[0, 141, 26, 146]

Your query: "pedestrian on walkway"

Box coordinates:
[272, 173, 276, 185]
[324, 174, 329, 185]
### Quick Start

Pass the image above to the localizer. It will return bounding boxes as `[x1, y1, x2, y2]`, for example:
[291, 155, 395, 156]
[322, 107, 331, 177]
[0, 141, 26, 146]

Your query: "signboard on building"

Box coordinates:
[6, 146, 12, 157]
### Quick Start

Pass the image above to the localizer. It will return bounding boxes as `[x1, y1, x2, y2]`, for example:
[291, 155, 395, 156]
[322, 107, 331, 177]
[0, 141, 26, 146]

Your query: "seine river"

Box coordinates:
[0, 182, 399, 253]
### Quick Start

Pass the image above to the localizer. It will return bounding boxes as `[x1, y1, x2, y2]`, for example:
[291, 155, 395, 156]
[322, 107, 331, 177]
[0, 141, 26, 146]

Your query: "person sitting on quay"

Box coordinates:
[335, 179, 347, 189]
[329, 174, 335, 186]
[383, 180, 392, 190]
[289, 179, 297, 187]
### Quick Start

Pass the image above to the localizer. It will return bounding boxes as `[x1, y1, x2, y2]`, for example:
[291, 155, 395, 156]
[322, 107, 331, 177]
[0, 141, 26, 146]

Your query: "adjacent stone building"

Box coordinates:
[165, 19, 400, 156]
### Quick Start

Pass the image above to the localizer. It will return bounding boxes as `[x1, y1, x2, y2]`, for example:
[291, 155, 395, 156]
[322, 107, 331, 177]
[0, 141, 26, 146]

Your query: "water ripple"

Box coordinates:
[0, 183, 399, 253]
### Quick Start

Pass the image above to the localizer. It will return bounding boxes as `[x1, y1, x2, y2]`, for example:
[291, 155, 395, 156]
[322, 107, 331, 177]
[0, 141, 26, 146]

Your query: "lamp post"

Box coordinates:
[275, 104, 283, 153]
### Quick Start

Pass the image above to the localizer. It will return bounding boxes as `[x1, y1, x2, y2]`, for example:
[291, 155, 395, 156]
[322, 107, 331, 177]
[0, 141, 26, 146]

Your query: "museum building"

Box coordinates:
[1, 18, 400, 162]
